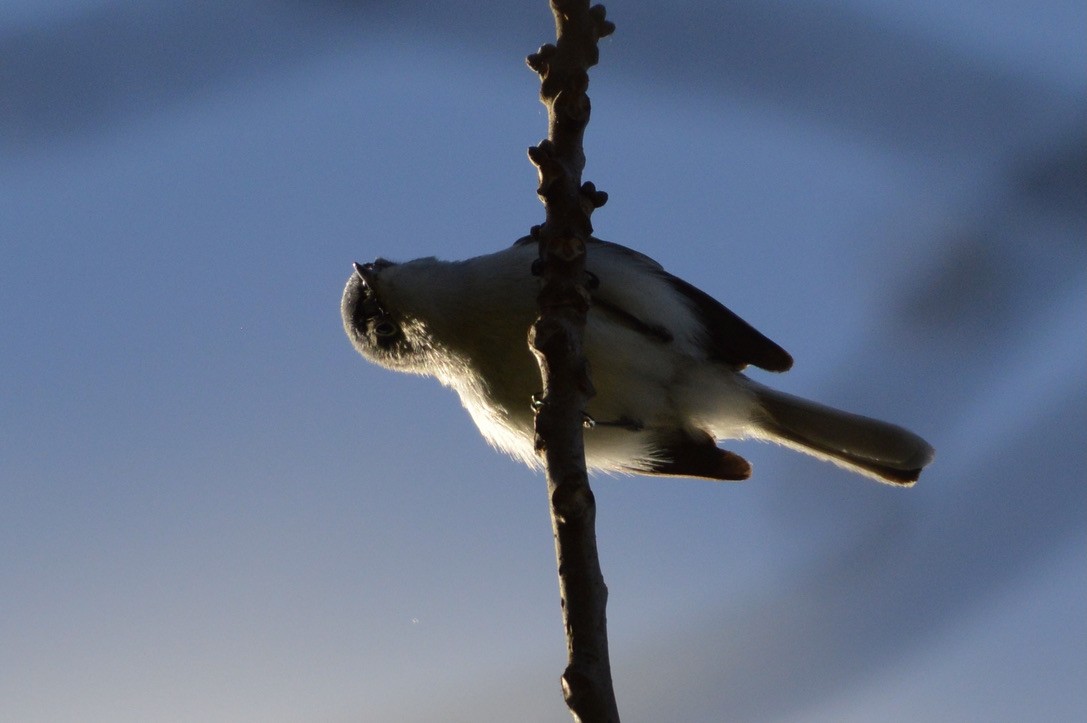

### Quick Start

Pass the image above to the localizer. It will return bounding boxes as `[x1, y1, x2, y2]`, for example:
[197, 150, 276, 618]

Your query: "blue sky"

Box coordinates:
[2, 1, 1085, 721]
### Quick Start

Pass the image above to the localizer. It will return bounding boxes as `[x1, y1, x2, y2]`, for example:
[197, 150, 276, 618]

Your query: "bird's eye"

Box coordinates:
[374, 319, 398, 338]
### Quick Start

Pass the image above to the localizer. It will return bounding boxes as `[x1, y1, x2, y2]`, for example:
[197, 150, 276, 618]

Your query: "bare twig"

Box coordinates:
[526, 1, 618, 721]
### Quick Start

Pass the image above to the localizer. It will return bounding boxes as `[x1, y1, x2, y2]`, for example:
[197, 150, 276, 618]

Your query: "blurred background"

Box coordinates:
[2, 1, 1084, 721]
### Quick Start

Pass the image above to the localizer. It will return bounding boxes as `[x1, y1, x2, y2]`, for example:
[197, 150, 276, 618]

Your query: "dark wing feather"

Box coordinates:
[662, 273, 793, 372]
[514, 236, 793, 372]
[585, 238, 792, 372]
[590, 295, 674, 343]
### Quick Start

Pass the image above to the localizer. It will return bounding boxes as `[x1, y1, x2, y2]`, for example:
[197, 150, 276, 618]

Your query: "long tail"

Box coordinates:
[749, 383, 935, 485]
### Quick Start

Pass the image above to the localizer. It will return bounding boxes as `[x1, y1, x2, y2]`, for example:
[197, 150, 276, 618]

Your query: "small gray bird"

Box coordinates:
[341, 237, 934, 485]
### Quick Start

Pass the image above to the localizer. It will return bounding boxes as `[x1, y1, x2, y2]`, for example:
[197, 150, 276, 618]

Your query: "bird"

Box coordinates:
[341, 236, 934, 485]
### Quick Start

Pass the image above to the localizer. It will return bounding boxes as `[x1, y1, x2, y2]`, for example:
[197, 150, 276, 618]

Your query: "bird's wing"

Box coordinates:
[591, 238, 793, 372]
[658, 269, 793, 372]
[513, 235, 793, 372]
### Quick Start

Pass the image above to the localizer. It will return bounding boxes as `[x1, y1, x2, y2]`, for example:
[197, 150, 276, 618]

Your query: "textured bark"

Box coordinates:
[526, 2, 619, 721]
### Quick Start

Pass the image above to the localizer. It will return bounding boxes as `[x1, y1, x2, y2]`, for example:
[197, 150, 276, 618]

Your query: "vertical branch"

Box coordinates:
[526, 2, 618, 721]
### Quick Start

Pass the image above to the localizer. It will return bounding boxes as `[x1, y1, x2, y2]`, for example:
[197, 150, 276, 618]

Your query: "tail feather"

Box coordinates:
[750, 384, 935, 486]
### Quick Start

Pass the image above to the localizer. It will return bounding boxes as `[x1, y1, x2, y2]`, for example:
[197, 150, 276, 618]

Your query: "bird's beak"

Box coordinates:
[353, 261, 373, 286]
